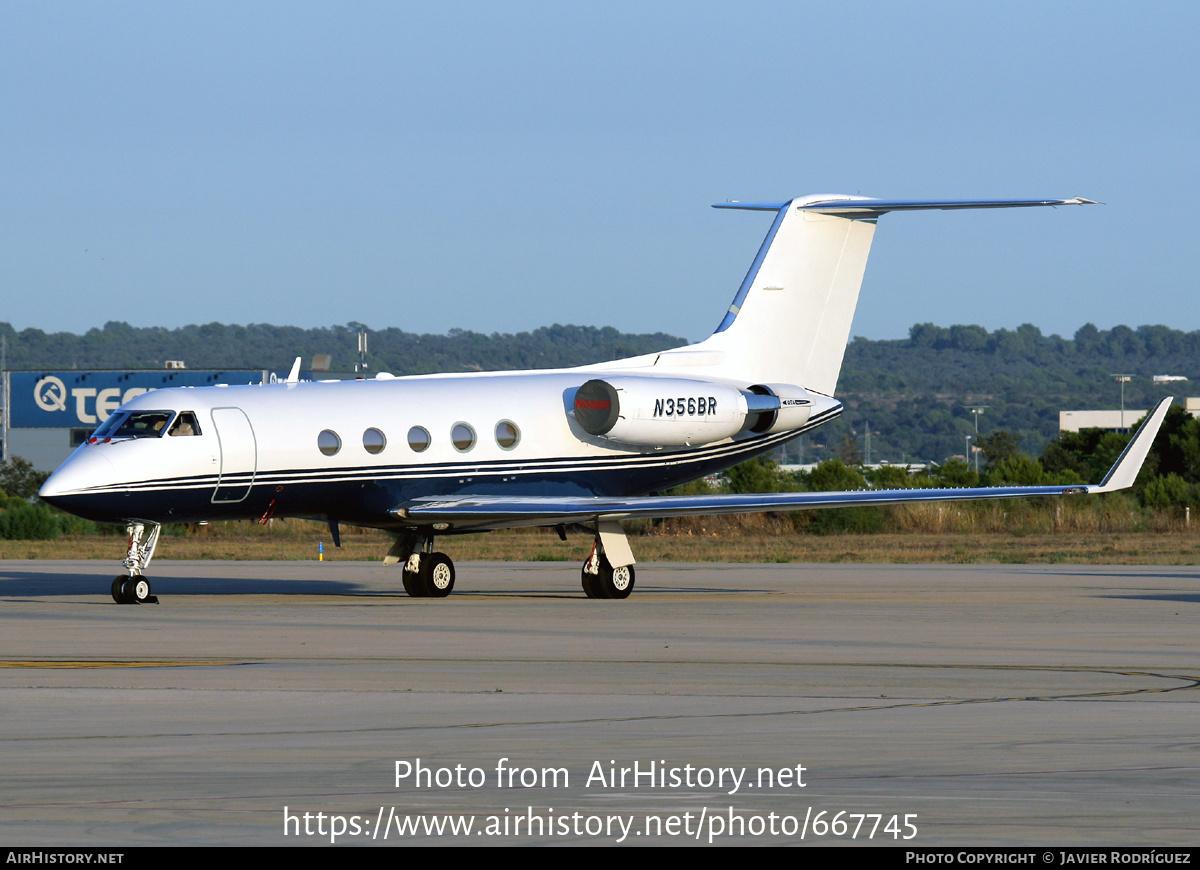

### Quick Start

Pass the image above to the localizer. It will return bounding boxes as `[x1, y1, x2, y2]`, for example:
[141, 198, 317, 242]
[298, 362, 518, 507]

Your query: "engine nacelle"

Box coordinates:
[743, 383, 814, 434]
[573, 377, 751, 447]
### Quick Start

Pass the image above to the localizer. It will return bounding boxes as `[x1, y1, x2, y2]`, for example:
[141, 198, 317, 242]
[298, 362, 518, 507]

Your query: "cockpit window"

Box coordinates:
[91, 412, 128, 439]
[168, 412, 201, 436]
[110, 411, 175, 439]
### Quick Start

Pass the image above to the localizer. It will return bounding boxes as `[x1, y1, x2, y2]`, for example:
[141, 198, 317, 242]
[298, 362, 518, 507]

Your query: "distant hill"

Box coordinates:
[2, 320, 1193, 463]
[820, 322, 1193, 463]
[0, 321, 687, 375]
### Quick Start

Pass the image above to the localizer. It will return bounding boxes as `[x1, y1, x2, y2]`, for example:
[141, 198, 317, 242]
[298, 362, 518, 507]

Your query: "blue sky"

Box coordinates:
[2, 1, 1196, 343]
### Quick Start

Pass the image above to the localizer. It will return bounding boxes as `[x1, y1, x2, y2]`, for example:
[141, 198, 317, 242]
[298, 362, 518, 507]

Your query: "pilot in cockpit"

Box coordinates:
[168, 412, 200, 436]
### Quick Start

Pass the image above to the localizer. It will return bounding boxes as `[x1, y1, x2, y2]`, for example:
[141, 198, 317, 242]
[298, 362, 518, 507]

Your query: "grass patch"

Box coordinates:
[2, 519, 1199, 565]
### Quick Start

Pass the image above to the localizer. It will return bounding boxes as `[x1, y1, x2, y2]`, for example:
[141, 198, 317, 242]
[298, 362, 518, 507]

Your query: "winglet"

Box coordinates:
[286, 356, 302, 385]
[1089, 397, 1173, 493]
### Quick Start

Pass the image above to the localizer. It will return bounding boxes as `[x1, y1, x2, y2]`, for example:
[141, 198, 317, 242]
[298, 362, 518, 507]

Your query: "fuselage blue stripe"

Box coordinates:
[70, 410, 839, 496]
[50, 423, 828, 528]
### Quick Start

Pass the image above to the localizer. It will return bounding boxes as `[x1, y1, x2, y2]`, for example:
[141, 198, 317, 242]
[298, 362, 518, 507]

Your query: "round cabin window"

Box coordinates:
[407, 426, 431, 452]
[451, 423, 476, 452]
[317, 429, 341, 456]
[363, 427, 387, 454]
[495, 420, 520, 449]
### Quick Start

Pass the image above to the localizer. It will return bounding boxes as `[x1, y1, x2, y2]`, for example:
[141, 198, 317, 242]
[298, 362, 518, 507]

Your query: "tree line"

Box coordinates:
[1, 317, 1196, 466]
[4, 317, 1200, 538]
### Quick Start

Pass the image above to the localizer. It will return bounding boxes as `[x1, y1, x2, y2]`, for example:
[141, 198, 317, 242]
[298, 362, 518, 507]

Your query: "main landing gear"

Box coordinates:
[111, 522, 161, 604]
[385, 521, 637, 600]
[580, 519, 636, 599]
[403, 551, 455, 598]
[580, 542, 635, 599]
[386, 536, 455, 598]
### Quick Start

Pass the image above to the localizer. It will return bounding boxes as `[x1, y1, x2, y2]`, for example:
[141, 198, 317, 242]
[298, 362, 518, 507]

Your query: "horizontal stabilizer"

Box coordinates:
[393, 398, 1171, 532]
[711, 202, 789, 211]
[679, 195, 1098, 395]
[714, 197, 1097, 215]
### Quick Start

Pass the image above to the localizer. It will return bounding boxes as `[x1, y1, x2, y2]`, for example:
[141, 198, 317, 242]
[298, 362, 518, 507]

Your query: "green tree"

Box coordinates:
[974, 431, 1021, 469]
[804, 460, 866, 492]
[724, 457, 785, 494]
[921, 459, 978, 487]
[794, 460, 881, 535]
[0, 458, 50, 501]
[985, 454, 1062, 486]
[866, 464, 913, 489]
[1141, 473, 1197, 509]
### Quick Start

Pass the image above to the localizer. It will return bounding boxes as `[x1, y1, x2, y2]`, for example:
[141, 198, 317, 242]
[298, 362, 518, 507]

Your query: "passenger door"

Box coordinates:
[211, 407, 258, 503]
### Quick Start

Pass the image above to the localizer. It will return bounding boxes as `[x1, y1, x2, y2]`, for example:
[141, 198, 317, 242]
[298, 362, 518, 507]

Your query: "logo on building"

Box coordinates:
[33, 376, 68, 413]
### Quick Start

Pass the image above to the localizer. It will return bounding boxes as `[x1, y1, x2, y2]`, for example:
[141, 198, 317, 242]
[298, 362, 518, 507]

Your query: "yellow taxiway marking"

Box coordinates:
[0, 660, 239, 669]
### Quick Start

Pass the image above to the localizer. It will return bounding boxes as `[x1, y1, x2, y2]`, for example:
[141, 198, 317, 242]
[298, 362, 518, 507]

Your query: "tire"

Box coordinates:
[598, 562, 635, 600]
[128, 577, 152, 604]
[401, 566, 425, 597]
[580, 562, 603, 599]
[582, 554, 635, 599]
[111, 575, 129, 604]
[119, 576, 151, 604]
[421, 553, 455, 598]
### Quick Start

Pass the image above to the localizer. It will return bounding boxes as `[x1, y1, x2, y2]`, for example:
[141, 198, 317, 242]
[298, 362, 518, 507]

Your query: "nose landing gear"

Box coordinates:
[111, 574, 156, 605]
[111, 523, 161, 604]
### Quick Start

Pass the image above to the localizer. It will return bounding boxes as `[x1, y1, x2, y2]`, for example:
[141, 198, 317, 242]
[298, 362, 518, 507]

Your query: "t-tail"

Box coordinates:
[649, 195, 1097, 394]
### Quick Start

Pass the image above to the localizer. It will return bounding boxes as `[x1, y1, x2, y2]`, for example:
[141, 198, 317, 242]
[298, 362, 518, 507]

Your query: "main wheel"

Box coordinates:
[581, 554, 635, 599]
[421, 553, 455, 598]
[401, 565, 426, 597]
[580, 562, 603, 599]
[598, 562, 634, 599]
[111, 575, 129, 604]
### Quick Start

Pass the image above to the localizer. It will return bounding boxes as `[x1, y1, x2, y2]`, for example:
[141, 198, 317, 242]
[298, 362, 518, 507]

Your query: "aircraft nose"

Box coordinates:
[39, 450, 117, 508]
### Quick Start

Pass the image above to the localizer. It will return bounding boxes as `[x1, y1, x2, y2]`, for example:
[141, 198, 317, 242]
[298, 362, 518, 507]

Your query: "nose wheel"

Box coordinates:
[111, 575, 157, 605]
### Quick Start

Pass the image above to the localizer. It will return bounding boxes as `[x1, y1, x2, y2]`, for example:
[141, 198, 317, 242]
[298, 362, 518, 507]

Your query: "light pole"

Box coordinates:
[1111, 374, 1132, 432]
[965, 405, 988, 472]
[357, 330, 369, 374]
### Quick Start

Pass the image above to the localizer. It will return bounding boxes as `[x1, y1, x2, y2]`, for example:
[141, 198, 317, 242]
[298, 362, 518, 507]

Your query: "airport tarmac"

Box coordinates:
[0, 559, 1196, 847]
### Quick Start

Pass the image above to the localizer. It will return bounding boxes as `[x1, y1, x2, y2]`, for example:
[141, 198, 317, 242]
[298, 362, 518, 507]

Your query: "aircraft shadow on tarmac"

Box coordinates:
[0, 569, 763, 599]
[1043, 569, 1200, 581]
[0, 571, 365, 598]
[1095, 591, 1200, 604]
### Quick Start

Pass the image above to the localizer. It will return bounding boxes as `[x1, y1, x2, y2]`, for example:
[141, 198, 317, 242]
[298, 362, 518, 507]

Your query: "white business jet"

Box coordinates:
[39, 194, 1170, 604]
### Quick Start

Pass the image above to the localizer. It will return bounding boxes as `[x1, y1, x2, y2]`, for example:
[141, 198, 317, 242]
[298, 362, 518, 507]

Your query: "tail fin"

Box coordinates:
[704, 195, 878, 393]
[651, 195, 1096, 394]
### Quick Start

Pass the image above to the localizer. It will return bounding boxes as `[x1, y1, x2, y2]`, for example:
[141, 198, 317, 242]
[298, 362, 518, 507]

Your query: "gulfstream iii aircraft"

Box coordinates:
[39, 194, 1171, 604]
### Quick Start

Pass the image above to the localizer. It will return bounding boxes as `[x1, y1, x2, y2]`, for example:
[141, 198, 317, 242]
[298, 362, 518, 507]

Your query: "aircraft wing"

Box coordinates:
[392, 398, 1171, 531]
